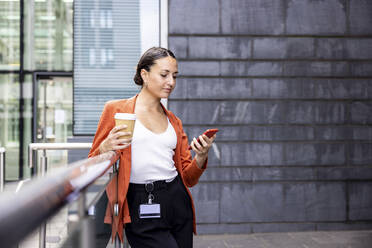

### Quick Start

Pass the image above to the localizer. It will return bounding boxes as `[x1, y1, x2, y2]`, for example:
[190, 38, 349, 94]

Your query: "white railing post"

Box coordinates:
[0, 147, 5, 192]
[38, 149, 48, 248]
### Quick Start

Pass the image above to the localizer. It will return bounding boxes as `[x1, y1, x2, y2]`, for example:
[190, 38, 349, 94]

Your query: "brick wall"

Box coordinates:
[168, 0, 372, 234]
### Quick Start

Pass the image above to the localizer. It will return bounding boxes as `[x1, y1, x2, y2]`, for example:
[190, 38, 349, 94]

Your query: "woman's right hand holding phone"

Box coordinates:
[190, 129, 218, 169]
[99, 125, 132, 154]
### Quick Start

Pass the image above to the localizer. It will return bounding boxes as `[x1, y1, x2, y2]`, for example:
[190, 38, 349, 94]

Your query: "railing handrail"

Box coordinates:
[0, 147, 5, 192]
[0, 150, 119, 247]
[28, 142, 92, 168]
[29, 142, 92, 150]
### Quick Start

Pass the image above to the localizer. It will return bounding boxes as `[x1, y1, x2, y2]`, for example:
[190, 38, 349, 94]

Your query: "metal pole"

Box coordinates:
[79, 190, 96, 248]
[38, 220, 46, 248]
[38, 150, 47, 248]
[81, 218, 95, 248]
[0, 147, 5, 192]
[43, 81, 47, 144]
[115, 235, 122, 248]
[112, 160, 128, 248]
[78, 189, 86, 219]
[39, 150, 47, 177]
[113, 161, 121, 248]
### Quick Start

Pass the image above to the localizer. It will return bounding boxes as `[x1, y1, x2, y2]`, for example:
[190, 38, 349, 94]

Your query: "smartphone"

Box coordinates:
[188, 128, 219, 150]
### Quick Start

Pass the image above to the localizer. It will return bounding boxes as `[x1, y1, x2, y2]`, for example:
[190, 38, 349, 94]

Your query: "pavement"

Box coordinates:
[18, 229, 372, 248]
[103, 230, 372, 248]
[192, 230, 372, 248]
[6, 181, 372, 248]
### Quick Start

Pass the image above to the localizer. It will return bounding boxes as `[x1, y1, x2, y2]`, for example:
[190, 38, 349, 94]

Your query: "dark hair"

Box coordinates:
[134, 47, 176, 86]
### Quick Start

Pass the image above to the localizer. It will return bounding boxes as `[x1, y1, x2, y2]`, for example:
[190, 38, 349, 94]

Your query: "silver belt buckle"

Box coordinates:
[114, 203, 119, 216]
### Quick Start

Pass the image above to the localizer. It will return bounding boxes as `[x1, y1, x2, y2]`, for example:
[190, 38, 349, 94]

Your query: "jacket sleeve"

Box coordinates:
[177, 117, 208, 187]
[88, 102, 115, 158]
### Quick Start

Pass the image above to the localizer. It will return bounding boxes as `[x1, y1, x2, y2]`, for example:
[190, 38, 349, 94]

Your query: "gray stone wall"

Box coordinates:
[168, 0, 372, 234]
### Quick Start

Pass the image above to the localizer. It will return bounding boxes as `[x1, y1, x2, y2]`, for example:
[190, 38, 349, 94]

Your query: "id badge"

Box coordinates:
[139, 203, 161, 219]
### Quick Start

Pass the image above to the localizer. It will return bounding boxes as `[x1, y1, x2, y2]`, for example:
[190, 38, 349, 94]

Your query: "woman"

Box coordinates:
[89, 47, 216, 248]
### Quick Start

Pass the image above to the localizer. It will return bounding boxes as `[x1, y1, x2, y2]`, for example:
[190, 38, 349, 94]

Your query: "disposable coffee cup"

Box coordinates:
[114, 113, 136, 139]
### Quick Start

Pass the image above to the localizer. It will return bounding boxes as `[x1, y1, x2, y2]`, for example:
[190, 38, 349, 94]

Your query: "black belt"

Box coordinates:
[129, 175, 179, 192]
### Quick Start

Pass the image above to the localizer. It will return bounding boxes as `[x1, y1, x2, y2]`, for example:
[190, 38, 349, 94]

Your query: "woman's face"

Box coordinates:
[141, 56, 178, 99]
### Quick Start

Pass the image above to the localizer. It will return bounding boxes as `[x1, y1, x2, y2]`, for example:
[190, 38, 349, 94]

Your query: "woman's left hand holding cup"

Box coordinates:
[99, 125, 132, 154]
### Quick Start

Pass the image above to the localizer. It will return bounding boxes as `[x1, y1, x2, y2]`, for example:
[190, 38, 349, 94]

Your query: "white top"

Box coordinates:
[130, 117, 178, 183]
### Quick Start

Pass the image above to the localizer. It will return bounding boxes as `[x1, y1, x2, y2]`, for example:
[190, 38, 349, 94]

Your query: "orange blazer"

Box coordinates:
[88, 95, 207, 242]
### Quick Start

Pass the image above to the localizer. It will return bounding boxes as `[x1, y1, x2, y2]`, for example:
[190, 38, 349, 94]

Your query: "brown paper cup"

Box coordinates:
[114, 113, 136, 139]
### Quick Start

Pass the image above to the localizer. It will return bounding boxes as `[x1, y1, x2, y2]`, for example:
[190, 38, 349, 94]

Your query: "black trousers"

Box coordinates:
[125, 175, 194, 248]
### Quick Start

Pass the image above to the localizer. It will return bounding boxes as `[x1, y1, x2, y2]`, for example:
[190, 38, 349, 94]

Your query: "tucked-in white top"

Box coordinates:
[130, 117, 178, 183]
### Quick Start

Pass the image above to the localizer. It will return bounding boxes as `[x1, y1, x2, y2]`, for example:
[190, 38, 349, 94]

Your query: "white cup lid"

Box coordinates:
[114, 113, 136, 120]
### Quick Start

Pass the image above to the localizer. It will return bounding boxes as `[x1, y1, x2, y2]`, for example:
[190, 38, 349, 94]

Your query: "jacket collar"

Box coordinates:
[123, 94, 138, 114]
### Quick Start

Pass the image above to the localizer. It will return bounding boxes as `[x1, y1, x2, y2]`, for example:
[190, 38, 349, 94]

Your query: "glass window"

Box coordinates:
[0, 74, 20, 180]
[24, 0, 73, 71]
[36, 76, 73, 143]
[35, 76, 73, 170]
[0, 0, 20, 70]
[74, 0, 160, 135]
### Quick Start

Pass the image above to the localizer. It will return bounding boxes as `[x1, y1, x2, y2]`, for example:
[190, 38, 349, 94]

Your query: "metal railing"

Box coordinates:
[0, 147, 5, 192]
[0, 149, 123, 248]
[29, 142, 93, 173]
[28, 142, 93, 248]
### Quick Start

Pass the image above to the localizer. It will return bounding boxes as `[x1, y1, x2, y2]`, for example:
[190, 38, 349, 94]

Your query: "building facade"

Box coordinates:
[167, 0, 372, 233]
